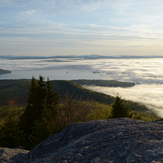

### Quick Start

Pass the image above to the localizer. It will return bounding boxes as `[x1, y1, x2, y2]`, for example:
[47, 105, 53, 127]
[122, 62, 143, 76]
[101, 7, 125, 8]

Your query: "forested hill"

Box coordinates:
[0, 69, 11, 75]
[51, 80, 114, 105]
[0, 79, 149, 112]
[0, 79, 114, 106]
[71, 79, 135, 87]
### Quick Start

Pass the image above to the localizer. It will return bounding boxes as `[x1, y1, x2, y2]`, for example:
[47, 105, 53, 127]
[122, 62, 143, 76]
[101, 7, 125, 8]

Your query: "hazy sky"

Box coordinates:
[1, 0, 163, 56]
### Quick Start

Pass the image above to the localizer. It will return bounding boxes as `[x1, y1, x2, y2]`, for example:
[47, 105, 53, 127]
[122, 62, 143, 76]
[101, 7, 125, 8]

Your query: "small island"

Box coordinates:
[0, 69, 11, 75]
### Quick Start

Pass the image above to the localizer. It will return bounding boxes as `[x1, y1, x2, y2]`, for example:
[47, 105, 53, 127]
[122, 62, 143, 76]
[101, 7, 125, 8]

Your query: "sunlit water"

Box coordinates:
[1, 57, 163, 117]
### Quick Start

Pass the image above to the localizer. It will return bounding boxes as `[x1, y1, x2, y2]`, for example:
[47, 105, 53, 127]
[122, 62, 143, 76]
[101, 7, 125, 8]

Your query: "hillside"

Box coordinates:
[72, 79, 135, 87]
[0, 79, 30, 106]
[0, 79, 114, 106]
[0, 79, 150, 113]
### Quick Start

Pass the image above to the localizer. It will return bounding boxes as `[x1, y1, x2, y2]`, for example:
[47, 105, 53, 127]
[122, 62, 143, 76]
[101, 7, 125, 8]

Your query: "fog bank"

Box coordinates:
[1, 57, 163, 84]
[84, 84, 163, 117]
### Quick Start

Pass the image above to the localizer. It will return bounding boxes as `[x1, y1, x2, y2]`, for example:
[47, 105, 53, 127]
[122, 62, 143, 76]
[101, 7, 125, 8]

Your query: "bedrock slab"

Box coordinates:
[2, 118, 163, 163]
[26, 118, 163, 163]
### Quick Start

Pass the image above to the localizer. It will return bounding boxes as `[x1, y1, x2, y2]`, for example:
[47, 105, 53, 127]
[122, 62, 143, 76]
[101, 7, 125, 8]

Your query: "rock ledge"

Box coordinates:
[1, 118, 163, 163]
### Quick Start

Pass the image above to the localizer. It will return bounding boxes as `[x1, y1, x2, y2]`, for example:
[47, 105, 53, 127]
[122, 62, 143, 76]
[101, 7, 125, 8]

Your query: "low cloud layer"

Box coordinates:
[1, 57, 163, 84]
[0, 58, 93, 71]
[90, 58, 163, 84]
[84, 84, 163, 117]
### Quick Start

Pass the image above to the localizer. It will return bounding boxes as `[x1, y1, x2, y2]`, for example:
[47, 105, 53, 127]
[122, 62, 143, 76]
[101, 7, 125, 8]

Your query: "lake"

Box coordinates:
[1, 57, 163, 117]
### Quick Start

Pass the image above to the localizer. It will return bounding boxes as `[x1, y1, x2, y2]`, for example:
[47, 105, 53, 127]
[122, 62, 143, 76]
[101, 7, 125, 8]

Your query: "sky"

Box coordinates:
[1, 0, 163, 56]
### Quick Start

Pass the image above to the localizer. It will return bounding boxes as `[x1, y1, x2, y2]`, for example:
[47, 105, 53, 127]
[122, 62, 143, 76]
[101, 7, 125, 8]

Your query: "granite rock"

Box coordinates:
[2, 118, 163, 163]
[0, 147, 29, 163]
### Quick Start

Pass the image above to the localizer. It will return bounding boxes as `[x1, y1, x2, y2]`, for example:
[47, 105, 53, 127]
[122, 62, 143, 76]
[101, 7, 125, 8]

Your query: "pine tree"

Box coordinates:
[18, 76, 59, 148]
[46, 78, 59, 110]
[37, 76, 47, 109]
[111, 95, 130, 118]
[18, 77, 39, 133]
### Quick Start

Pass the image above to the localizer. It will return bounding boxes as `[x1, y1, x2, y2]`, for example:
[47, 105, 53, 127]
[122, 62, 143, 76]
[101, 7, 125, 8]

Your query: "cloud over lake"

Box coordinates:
[1, 57, 163, 84]
[84, 84, 163, 117]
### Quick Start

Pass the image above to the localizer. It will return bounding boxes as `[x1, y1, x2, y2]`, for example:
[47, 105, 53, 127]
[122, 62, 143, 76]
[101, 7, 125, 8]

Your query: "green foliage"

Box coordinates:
[0, 107, 25, 148]
[46, 78, 59, 109]
[0, 79, 30, 106]
[0, 79, 150, 114]
[18, 76, 59, 148]
[50, 80, 115, 105]
[110, 95, 131, 118]
[19, 77, 40, 133]
[86, 102, 112, 120]
[55, 94, 93, 129]
[0, 78, 161, 150]
[72, 79, 135, 87]
[0, 106, 24, 125]
[130, 110, 160, 121]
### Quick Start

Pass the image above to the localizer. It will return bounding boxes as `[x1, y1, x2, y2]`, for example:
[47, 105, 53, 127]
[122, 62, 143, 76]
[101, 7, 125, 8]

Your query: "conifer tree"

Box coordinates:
[18, 77, 39, 133]
[18, 76, 60, 148]
[37, 76, 47, 110]
[46, 78, 59, 110]
[111, 95, 130, 118]
[18, 76, 59, 140]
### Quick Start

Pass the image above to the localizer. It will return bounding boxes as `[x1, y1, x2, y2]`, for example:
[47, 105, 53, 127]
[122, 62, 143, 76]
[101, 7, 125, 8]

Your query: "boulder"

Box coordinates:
[0, 147, 29, 163]
[26, 118, 163, 163]
[2, 118, 163, 162]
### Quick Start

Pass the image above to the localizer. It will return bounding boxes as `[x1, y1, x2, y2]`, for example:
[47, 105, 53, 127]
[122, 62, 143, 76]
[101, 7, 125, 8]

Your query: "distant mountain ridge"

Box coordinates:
[1, 54, 163, 60]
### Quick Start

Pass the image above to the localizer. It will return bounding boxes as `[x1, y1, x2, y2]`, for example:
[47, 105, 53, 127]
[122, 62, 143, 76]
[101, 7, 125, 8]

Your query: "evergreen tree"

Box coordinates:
[28, 77, 38, 107]
[46, 78, 59, 110]
[18, 77, 40, 133]
[111, 95, 131, 118]
[18, 76, 59, 143]
[37, 76, 47, 110]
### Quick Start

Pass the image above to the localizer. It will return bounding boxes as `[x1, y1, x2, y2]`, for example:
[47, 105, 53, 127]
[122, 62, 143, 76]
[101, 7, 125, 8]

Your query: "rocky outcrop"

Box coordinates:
[0, 147, 29, 163]
[1, 118, 163, 163]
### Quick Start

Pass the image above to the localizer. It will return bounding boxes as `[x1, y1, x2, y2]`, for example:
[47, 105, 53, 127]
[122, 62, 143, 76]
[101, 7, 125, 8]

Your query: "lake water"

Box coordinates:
[0, 68, 105, 80]
[1, 57, 163, 84]
[1, 57, 163, 117]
